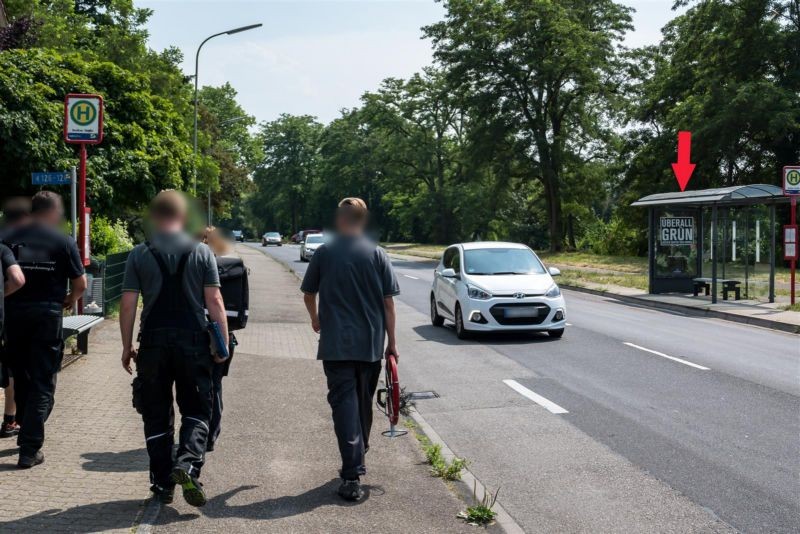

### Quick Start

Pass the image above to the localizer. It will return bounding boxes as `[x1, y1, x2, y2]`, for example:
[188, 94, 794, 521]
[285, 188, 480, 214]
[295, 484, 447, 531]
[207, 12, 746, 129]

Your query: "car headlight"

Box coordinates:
[545, 284, 561, 298]
[467, 284, 492, 300]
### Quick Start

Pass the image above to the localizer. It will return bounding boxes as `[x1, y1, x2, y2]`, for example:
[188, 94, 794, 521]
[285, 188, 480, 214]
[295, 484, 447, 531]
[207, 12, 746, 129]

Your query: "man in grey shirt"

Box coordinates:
[119, 190, 228, 508]
[301, 197, 400, 502]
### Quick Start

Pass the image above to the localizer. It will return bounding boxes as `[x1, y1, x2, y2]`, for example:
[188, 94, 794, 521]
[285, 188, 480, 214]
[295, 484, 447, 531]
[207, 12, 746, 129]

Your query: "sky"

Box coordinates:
[138, 0, 682, 125]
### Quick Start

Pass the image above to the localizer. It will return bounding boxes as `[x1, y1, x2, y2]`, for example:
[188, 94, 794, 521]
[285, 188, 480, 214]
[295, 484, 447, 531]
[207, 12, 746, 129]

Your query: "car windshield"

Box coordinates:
[232, 231, 242, 236]
[464, 248, 546, 275]
[266, 232, 279, 237]
[305, 235, 325, 244]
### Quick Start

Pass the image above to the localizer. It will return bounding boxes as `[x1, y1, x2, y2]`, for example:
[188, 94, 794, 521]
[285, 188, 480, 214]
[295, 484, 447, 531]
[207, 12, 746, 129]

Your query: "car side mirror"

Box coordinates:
[441, 268, 457, 278]
[548, 267, 561, 277]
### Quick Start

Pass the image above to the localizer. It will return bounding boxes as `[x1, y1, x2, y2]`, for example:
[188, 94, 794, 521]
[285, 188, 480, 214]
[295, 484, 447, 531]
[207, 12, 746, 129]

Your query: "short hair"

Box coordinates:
[149, 190, 187, 221]
[3, 197, 31, 223]
[337, 197, 368, 225]
[31, 191, 63, 214]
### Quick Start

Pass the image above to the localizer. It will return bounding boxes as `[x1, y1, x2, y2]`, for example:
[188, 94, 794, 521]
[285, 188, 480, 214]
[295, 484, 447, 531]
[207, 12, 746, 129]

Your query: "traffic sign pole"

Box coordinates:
[792, 197, 797, 305]
[78, 143, 88, 267]
[71, 166, 77, 241]
[783, 166, 800, 305]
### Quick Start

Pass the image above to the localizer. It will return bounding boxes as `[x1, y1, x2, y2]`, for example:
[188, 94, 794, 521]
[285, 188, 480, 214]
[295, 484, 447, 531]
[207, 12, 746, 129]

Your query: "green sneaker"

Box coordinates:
[170, 467, 207, 507]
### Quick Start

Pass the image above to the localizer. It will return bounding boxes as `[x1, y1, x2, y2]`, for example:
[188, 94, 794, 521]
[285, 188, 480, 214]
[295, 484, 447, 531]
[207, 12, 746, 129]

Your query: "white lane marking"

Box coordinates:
[623, 342, 710, 370]
[403, 274, 420, 280]
[503, 379, 568, 414]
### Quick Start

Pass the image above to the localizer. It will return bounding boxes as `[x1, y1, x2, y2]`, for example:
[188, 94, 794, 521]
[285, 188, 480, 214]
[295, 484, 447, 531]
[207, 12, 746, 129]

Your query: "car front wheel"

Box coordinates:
[548, 328, 564, 339]
[454, 305, 470, 339]
[430, 295, 444, 327]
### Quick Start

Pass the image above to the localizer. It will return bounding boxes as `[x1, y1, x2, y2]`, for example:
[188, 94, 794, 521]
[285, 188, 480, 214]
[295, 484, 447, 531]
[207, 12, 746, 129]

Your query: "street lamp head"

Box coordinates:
[226, 23, 262, 35]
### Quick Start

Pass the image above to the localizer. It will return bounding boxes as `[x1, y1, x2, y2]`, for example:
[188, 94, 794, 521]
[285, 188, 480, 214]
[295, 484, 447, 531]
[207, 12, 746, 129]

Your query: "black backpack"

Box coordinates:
[217, 256, 249, 331]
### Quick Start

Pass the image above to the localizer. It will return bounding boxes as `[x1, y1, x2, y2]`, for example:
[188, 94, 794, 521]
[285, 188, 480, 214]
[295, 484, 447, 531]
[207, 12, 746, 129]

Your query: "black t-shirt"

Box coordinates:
[4, 222, 84, 305]
[0, 243, 18, 327]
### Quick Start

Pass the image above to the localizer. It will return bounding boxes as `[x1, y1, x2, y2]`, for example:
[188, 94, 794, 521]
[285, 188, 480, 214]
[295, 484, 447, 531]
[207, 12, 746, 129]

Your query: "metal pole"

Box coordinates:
[193, 48, 200, 197]
[712, 205, 718, 304]
[78, 144, 88, 266]
[791, 197, 797, 305]
[769, 204, 776, 303]
[648, 207, 654, 293]
[70, 166, 77, 240]
[71, 165, 78, 316]
[744, 208, 749, 299]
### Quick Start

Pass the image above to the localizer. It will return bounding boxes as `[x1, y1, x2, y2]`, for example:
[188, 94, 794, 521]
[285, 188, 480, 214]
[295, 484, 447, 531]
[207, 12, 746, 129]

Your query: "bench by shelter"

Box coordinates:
[63, 314, 103, 354]
[632, 185, 790, 304]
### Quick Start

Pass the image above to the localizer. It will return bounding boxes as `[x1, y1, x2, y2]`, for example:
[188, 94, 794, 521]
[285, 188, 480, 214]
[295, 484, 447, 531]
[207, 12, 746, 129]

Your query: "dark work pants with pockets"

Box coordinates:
[5, 303, 63, 455]
[137, 329, 213, 487]
[208, 337, 235, 450]
[323, 360, 382, 480]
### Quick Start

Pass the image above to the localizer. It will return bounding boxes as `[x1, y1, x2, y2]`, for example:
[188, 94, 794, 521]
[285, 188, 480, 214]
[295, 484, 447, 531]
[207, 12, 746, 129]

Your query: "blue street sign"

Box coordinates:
[32, 172, 71, 185]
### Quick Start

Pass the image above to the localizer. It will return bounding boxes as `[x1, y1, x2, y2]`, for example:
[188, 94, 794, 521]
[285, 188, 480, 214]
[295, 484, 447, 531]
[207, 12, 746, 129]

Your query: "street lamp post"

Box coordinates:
[193, 23, 262, 224]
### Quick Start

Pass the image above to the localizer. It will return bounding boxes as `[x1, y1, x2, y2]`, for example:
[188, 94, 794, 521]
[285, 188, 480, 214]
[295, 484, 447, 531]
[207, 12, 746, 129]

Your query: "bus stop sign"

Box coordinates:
[64, 94, 104, 144]
[784, 166, 800, 196]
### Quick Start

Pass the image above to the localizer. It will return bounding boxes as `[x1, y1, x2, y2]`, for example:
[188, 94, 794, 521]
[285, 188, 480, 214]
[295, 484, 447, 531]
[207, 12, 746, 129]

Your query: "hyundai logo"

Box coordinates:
[513, 292, 526, 299]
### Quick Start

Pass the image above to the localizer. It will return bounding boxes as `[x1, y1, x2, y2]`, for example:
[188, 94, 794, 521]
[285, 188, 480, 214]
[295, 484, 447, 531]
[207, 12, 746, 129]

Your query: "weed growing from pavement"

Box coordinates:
[421, 439, 468, 480]
[458, 481, 500, 526]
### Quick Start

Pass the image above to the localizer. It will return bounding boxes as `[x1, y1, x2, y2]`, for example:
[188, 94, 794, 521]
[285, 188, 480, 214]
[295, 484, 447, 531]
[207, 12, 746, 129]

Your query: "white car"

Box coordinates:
[300, 233, 327, 262]
[430, 242, 566, 339]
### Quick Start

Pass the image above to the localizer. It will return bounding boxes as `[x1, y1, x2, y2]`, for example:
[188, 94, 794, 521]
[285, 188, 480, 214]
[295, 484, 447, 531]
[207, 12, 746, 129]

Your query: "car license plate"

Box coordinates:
[504, 307, 538, 318]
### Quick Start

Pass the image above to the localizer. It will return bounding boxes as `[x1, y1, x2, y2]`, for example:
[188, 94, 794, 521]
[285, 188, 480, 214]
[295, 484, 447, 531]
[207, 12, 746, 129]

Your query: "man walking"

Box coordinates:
[301, 197, 400, 501]
[4, 191, 86, 468]
[119, 190, 228, 507]
[0, 198, 30, 439]
[0, 235, 25, 437]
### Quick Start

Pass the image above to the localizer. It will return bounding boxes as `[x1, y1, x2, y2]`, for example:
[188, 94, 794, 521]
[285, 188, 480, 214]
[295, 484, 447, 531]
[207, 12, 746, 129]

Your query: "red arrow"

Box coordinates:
[671, 131, 696, 192]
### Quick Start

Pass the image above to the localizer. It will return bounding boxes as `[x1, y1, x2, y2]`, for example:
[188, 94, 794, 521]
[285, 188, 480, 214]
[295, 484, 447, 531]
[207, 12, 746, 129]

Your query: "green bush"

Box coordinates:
[91, 216, 133, 259]
[578, 215, 641, 256]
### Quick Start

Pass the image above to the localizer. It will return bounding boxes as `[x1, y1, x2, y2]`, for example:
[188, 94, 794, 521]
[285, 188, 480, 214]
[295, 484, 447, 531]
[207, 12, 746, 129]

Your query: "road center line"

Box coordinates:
[402, 274, 419, 280]
[623, 342, 710, 370]
[503, 379, 568, 414]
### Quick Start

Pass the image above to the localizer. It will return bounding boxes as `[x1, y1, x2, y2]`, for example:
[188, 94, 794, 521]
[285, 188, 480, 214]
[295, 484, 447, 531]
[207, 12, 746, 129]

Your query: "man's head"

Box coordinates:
[31, 191, 64, 227]
[336, 197, 368, 235]
[149, 190, 188, 232]
[2, 197, 31, 228]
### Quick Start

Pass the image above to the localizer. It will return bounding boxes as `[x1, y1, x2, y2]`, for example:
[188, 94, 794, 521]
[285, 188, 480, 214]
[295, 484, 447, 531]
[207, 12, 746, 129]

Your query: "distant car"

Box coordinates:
[293, 229, 322, 244]
[300, 233, 327, 262]
[232, 230, 245, 242]
[262, 232, 282, 246]
[430, 242, 566, 339]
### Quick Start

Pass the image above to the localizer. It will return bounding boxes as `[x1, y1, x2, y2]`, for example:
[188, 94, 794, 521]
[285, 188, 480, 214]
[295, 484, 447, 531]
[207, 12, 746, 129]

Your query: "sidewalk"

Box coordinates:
[0, 246, 473, 533]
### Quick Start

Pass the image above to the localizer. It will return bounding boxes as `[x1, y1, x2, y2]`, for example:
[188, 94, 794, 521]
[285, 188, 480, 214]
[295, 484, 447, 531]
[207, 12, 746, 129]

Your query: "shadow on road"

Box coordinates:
[81, 448, 148, 472]
[413, 324, 560, 346]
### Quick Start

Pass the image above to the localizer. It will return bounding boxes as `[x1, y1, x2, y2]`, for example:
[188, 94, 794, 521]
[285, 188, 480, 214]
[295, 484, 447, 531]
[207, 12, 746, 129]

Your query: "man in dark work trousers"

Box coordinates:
[4, 191, 86, 468]
[120, 190, 228, 507]
[301, 197, 400, 502]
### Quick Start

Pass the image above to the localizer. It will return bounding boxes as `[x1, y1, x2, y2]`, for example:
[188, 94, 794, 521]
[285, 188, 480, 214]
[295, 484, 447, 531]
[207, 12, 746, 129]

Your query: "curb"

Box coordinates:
[561, 284, 799, 334]
[409, 410, 525, 534]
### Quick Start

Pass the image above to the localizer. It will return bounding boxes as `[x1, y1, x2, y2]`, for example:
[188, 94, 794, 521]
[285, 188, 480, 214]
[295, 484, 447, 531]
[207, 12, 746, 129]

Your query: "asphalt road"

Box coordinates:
[248, 242, 800, 533]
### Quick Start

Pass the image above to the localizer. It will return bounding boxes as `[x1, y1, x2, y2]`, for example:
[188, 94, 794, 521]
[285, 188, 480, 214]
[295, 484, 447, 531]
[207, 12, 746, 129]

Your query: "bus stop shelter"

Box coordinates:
[632, 184, 789, 304]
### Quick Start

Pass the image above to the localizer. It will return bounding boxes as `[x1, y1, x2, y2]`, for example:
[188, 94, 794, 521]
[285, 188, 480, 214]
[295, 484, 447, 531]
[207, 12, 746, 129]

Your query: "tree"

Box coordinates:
[424, 0, 633, 250]
[626, 0, 800, 198]
[252, 115, 323, 234]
